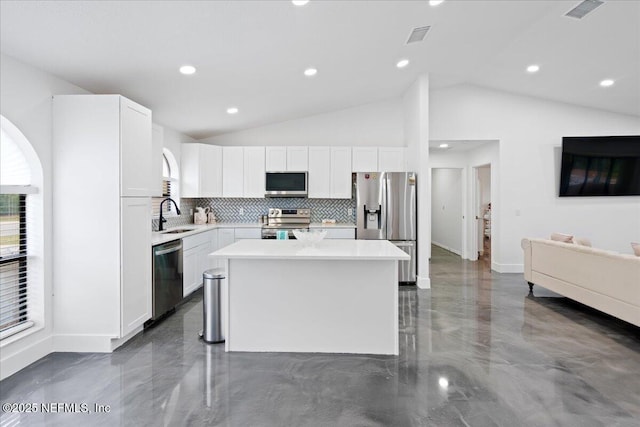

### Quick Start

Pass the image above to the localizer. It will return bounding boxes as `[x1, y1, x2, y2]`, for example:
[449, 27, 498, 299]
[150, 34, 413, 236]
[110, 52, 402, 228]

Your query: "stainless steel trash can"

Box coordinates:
[201, 268, 225, 344]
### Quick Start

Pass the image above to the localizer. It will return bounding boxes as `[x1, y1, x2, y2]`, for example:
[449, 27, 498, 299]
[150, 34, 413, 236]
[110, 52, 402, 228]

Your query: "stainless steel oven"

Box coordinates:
[151, 240, 183, 321]
[261, 208, 311, 239]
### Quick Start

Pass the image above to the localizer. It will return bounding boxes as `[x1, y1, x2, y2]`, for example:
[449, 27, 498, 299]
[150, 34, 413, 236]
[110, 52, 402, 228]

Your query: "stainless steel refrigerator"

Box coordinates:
[356, 172, 417, 283]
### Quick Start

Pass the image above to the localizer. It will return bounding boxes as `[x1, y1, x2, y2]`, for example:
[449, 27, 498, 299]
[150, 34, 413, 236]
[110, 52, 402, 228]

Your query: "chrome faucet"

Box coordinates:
[158, 198, 181, 231]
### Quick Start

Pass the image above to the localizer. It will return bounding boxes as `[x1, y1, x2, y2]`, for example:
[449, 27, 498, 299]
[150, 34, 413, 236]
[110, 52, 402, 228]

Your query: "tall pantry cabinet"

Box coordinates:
[53, 95, 153, 352]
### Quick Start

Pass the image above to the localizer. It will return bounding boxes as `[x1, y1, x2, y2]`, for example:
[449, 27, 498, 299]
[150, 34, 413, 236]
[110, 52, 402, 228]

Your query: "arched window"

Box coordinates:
[0, 116, 43, 340]
[152, 148, 180, 217]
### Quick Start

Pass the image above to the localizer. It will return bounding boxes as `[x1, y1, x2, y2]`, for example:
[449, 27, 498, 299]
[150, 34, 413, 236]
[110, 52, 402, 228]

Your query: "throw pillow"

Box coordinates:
[632, 242, 640, 256]
[574, 237, 592, 247]
[550, 232, 574, 243]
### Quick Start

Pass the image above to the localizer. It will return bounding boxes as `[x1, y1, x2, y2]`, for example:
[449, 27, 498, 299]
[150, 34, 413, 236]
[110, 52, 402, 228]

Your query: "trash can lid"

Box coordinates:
[203, 268, 225, 280]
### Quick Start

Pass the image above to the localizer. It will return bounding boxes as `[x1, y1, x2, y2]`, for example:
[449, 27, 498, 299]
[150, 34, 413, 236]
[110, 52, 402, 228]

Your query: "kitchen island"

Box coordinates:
[210, 239, 410, 355]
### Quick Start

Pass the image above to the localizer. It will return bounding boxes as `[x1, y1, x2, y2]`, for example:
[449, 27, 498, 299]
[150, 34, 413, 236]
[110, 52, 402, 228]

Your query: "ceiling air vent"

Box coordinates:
[565, 0, 603, 19]
[406, 26, 431, 44]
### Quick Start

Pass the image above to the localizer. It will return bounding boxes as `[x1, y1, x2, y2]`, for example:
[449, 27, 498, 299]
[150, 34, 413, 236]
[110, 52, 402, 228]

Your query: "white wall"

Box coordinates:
[200, 98, 404, 147]
[403, 75, 430, 289]
[431, 168, 463, 255]
[430, 84, 640, 271]
[0, 54, 193, 380]
[0, 53, 89, 380]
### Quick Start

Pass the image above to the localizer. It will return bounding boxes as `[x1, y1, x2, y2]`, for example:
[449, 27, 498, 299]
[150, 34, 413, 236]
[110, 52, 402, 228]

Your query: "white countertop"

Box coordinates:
[209, 239, 409, 261]
[151, 222, 356, 246]
[309, 223, 356, 229]
[151, 222, 262, 246]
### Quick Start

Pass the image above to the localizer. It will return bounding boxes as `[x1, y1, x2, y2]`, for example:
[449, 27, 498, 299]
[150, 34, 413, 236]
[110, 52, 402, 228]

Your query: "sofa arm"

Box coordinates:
[521, 238, 532, 283]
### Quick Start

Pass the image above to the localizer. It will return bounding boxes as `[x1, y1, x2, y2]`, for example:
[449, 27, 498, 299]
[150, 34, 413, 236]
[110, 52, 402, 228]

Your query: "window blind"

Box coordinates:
[151, 180, 173, 216]
[0, 193, 28, 335]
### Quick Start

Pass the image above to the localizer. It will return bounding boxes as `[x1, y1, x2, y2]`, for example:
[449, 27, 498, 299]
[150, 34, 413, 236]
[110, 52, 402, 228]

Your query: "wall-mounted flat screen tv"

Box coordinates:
[559, 136, 640, 197]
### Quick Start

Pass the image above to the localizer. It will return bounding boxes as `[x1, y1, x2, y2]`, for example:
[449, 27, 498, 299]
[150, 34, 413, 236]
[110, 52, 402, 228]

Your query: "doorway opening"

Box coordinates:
[474, 165, 492, 269]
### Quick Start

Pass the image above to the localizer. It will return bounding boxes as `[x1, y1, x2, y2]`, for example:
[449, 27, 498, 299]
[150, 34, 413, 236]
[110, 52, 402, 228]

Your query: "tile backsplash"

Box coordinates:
[151, 197, 356, 231]
[190, 197, 356, 223]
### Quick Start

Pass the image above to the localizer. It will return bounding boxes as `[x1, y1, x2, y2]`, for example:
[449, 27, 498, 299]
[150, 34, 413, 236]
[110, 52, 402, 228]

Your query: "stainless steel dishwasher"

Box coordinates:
[152, 240, 183, 321]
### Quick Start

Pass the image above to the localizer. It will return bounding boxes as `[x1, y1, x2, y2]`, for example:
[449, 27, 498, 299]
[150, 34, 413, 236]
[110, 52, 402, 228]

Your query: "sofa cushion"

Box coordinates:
[550, 232, 574, 243]
[574, 237, 592, 247]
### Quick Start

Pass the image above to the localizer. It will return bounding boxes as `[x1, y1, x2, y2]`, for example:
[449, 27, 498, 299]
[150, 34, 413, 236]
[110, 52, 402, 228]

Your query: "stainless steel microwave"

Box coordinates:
[265, 172, 308, 197]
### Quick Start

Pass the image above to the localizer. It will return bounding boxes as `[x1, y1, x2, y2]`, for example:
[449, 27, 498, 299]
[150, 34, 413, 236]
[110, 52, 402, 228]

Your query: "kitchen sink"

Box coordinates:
[161, 228, 195, 234]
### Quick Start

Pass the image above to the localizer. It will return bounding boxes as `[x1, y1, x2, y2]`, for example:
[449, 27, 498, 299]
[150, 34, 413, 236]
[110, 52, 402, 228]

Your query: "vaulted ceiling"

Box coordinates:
[1, 0, 638, 139]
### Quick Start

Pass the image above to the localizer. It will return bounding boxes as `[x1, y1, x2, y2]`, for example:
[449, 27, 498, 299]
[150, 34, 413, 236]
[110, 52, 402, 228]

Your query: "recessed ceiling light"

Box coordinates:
[438, 377, 449, 388]
[292, 0, 309, 6]
[600, 79, 614, 87]
[226, 107, 239, 114]
[439, 143, 449, 148]
[179, 65, 196, 75]
[304, 68, 318, 77]
[396, 59, 410, 69]
[527, 64, 540, 73]
[429, 0, 445, 6]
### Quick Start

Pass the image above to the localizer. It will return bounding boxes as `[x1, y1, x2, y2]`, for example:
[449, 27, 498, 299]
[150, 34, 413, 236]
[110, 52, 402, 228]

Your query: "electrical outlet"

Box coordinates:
[348, 208, 353, 216]
[239, 207, 244, 215]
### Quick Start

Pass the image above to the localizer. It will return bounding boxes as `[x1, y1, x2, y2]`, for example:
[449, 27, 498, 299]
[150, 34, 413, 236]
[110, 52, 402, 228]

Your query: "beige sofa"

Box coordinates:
[521, 238, 640, 327]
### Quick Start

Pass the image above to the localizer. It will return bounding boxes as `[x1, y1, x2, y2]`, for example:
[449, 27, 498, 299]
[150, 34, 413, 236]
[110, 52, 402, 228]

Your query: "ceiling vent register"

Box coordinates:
[565, 0, 604, 19]
[406, 26, 431, 44]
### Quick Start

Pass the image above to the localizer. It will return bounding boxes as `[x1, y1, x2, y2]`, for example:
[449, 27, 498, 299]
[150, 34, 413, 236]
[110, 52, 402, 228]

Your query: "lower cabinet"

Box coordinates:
[182, 227, 261, 298]
[315, 227, 356, 239]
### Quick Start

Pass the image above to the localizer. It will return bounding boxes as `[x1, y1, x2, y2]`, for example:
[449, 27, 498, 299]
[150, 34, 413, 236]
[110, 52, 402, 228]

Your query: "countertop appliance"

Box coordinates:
[356, 172, 417, 284]
[265, 172, 308, 197]
[151, 240, 183, 322]
[261, 208, 311, 239]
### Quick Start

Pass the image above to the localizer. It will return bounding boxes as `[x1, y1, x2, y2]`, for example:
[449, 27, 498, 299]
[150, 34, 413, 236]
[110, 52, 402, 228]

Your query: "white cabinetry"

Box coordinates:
[222, 146, 244, 197]
[151, 124, 164, 197]
[53, 94, 152, 351]
[243, 147, 266, 198]
[377, 147, 406, 172]
[308, 146, 331, 198]
[219, 228, 236, 248]
[266, 146, 308, 171]
[182, 230, 218, 297]
[265, 146, 287, 171]
[182, 143, 223, 198]
[314, 227, 356, 239]
[233, 228, 261, 240]
[309, 146, 352, 199]
[352, 147, 378, 172]
[287, 147, 308, 171]
[120, 97, 153, 196]
[331, 147, 353, 199]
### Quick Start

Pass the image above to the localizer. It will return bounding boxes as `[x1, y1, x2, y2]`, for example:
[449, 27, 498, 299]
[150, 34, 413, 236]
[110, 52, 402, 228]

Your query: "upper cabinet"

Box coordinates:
[222, 146, 244, 197]
[120, 97, 153, 196]
[351, 147, 378, 172]
[266, 146, 308, 171]
[308, 146, 331, 199]
[377, 147, 406, 172]
[330, 147, 352, 199]
[181, 143, 223, 198]
[151, 124, 164, 197]
[243, 147, 266, 198]
[287, 147, 308, 171]
[265, 146, 287, 171]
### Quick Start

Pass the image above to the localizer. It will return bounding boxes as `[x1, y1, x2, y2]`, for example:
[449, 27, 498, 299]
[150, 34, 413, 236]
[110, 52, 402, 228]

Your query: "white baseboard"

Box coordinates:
[416, 276, 431, 289]
[492, 262, 524, 273]
[432, 241, 462, 257]
[53, 334, 117, 353]
[110, 325, 143, 351]
[0, 335, 52, 381]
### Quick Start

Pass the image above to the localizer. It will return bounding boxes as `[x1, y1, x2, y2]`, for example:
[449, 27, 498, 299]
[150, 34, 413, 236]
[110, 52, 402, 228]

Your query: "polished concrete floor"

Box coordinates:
[1, 246, 639, 426]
